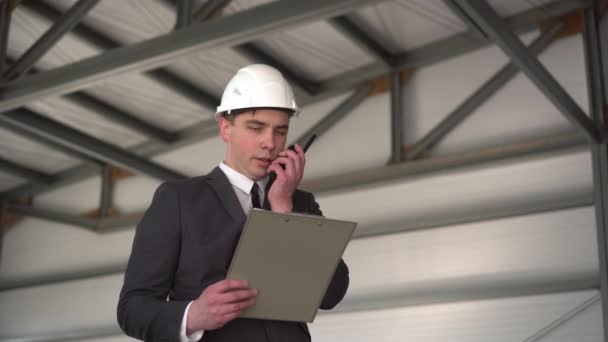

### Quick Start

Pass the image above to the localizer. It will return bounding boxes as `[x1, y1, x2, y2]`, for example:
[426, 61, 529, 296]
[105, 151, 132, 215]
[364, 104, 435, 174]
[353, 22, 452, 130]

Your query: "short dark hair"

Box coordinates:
[219, 107, 295, 124]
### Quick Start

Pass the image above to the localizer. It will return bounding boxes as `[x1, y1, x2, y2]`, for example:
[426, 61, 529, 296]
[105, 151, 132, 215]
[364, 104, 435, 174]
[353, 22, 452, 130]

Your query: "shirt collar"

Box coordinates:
[219, 162, 269, 193]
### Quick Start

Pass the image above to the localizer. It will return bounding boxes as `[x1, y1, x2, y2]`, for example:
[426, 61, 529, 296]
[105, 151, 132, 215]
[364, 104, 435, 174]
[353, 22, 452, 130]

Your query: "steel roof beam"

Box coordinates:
[455, 0, 602, 144]
[193, 0, 231, 21]
[63, 93, 177, 143]
[1, 131, 588, 236]
[0, 0, 592, 200]
[4, 0, 99, 80]
[390, 72, 403, 163]
[584, 5, 608, 340]
[163, 1, 319, 97]
[5, 204, 144, 233]
[175, 0, 193, 30]
[5, 56, 177, 144]
[0, 118, 104, 167]
[98, 166, 113, 217]
[316, 0, 593, 103]
[7, 205, 98, 230]
[0, 0, 11, 75]
[302, 132, 588, 195]
[0, 157, 55, 185]
[0, 109, 187, 181]
[19, 0, 219, 111]
[329, 14, 394, 69]
[0, 0, 385, 112]
[233, 43, 319, 95]
[443, 0, 487, 41]
[1, 119, 218, 198]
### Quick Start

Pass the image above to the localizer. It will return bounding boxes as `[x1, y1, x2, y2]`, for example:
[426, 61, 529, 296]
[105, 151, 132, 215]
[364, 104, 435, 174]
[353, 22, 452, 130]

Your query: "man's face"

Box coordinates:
[219, 109, 290, 181]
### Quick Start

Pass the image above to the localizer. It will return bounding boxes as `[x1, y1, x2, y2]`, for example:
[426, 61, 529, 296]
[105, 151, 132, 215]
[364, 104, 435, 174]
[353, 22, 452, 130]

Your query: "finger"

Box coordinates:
[217, 289, 258, 304]
[283, 155, 298, 180]
[210, 279, 250, 293]
[280, 149, 301, 178]
[284, 145, 305, 177]
[294, 143, 305, 156]
[217, 297, 256, 316]
[268, 163, 286, 181]
[275, 155, 298, 177]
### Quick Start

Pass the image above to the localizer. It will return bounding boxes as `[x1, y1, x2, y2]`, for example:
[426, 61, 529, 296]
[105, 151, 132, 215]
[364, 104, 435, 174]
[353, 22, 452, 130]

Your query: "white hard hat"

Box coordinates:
[215, 64, 298, 119]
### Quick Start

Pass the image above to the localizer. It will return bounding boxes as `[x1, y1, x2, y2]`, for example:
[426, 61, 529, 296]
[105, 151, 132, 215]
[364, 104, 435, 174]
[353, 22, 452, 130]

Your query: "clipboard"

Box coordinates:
[226, 208, 356, 322]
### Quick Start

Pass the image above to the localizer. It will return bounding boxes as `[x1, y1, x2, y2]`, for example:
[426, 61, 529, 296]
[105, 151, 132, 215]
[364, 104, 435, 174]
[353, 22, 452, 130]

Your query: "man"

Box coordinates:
[117, 64, 350, 342]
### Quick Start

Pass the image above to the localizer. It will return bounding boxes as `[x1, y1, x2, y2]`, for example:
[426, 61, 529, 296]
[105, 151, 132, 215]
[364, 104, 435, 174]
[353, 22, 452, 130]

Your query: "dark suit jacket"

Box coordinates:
[117, 167, 350, 342]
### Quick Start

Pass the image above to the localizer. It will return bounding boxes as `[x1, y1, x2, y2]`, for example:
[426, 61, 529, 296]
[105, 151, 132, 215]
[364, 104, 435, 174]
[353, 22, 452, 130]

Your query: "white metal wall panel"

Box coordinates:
[298, 91, 392, 180]
[311, 290, 601, 342]
[538, 297, 603, 341]
[337, 206, 597, 311]
[0, 149, 593, 293]
[0, 273, 124, 338]
[0, 218, 133, 286]
[0, 278, 599, 340]
[319, 149, 592, 231]
[33, 175, 101, 213]
[112, 175, 161, 214]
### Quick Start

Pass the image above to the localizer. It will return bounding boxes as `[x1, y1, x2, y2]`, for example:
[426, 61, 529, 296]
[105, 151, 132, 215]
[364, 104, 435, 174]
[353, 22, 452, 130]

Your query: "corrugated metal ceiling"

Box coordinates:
[0, 0, 585, 195]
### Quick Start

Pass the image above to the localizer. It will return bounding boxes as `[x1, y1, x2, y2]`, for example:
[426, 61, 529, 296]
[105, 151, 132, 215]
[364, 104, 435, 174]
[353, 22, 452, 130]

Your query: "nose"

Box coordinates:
[261, 130, 275, 151]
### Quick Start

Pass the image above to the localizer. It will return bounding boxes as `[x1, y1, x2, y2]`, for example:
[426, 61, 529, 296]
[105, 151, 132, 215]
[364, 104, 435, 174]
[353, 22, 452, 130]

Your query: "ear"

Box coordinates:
[218, 117, 231, 143]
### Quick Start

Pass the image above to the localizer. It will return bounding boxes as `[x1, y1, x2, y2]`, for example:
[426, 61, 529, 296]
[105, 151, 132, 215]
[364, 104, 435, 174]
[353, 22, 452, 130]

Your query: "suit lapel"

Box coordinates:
[206, 167, 247, 224]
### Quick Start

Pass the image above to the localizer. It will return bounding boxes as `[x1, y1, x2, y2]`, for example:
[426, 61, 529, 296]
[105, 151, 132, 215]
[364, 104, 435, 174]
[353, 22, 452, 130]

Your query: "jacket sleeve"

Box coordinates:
[305, 192, 350, 310]
[117, 182, 189, 342]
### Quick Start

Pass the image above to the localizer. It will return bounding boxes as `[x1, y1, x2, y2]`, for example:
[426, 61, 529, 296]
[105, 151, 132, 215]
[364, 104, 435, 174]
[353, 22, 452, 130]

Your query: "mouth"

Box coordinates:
[254, 157, 272, 167]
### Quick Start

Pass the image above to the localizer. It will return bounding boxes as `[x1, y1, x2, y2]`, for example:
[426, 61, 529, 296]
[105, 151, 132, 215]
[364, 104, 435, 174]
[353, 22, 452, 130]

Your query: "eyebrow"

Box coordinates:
[245, 119, 289, 130]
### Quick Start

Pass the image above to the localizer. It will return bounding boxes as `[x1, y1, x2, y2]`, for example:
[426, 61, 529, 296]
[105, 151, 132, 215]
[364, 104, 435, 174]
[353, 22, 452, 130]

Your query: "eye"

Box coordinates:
[248, 125, 263, 132]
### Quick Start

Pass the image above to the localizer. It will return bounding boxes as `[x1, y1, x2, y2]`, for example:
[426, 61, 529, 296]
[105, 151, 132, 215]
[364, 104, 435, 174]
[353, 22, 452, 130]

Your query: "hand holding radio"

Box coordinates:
[266, 135, 316, 213]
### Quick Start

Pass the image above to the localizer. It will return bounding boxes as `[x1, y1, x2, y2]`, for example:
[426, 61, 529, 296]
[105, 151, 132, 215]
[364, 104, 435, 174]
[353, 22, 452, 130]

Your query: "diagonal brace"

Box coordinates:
[455, 0, 603, 144]
[406, 22, 563, 161]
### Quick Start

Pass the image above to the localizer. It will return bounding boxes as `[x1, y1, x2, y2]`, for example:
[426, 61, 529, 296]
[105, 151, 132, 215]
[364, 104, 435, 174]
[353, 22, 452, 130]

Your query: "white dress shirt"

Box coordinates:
[179, 162, 269, 341]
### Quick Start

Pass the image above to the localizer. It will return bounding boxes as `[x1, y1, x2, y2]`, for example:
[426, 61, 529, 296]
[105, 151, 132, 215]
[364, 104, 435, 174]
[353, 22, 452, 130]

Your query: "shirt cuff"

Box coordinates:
[180, 301, 204, 342]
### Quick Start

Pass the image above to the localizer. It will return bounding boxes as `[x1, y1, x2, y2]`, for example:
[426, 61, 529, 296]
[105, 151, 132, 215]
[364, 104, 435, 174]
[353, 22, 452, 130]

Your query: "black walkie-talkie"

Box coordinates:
[267, 134, 317, 186]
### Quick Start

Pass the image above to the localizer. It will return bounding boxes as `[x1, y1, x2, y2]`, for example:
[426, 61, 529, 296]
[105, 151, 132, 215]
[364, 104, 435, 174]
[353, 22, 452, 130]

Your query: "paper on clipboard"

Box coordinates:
[226, 209, 356, 322]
